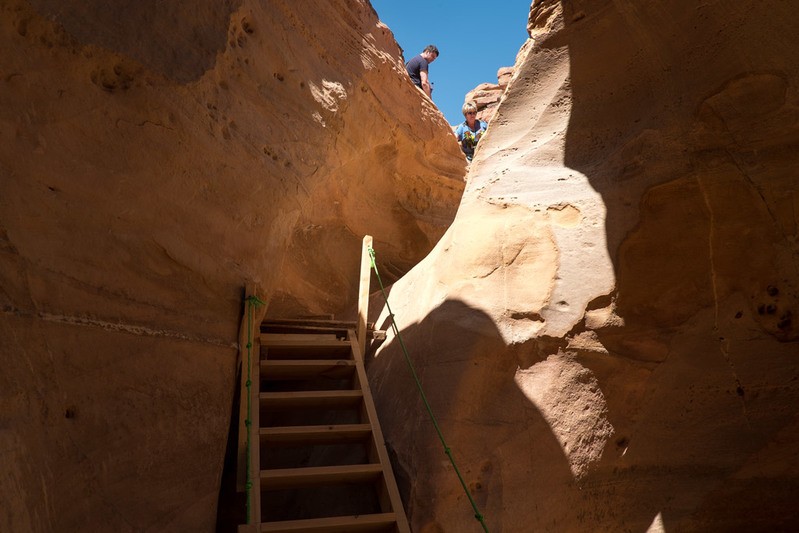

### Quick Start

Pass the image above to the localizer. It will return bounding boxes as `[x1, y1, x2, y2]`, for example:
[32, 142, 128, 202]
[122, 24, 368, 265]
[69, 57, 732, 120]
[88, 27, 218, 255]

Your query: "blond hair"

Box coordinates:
[462, 101, 478, 117]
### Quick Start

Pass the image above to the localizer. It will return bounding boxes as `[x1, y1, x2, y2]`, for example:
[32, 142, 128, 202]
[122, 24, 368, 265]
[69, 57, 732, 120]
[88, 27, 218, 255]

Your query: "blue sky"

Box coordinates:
[370, 0, 532, 125]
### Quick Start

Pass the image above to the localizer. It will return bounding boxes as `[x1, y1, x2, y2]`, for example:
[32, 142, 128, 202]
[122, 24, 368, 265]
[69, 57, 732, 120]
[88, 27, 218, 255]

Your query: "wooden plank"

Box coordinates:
[261, 360, 356, 380]
[261, 336, 349, 347]
[260, 424, 371, 444]
[260, 512, 397, 533]
[263, 333, 339, 342]
[356, 235, 373, 359]
[263, 324, 358, 335]
[237, 285, 256, 493]
[261, 463, 383, 489]
[237, 284, 267, 505]
[247, 313, 263, 524]
[347, 329, 410, 532]
[261, 336, 352, 360]
[263, 318, 373, 328]
[260, 390, 363, 408]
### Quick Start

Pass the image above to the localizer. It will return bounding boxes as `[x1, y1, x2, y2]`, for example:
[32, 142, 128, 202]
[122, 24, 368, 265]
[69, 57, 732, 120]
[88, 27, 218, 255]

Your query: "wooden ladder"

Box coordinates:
[238, 237, 409, 533]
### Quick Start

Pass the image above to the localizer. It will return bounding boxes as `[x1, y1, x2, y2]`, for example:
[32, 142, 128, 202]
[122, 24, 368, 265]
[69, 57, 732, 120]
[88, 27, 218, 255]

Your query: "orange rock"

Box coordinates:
[0, 0, 464, 530]
[373, 1, 799, 531]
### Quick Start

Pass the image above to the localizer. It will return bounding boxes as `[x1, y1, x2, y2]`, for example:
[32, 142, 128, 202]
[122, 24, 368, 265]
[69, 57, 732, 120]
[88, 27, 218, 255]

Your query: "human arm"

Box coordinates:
[419, 69, 432, 97]
[475, 121, 488, 142]
[454, 123, 464, 142]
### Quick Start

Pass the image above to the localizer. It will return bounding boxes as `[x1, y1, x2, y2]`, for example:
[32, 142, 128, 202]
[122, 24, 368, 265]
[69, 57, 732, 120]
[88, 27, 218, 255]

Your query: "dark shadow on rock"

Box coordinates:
[368, 299, 585, 532]
[557, 1, 799, 530]
[28, 0, 242, 83]
[215, 363, 246, 533]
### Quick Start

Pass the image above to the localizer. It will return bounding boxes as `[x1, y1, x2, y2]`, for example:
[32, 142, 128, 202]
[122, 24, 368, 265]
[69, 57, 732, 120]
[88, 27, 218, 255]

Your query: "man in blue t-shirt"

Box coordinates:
[405, 45, 439, 97]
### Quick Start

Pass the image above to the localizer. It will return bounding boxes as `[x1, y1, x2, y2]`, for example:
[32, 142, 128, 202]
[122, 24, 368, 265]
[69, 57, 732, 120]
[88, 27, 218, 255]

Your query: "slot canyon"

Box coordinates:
[2, 1, 798, 531]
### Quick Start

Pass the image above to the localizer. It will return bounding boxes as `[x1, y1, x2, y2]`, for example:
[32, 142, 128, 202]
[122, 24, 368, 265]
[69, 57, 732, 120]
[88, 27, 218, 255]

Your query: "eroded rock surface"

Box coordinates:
[462, 66, 514, 123]
[370, 1, 799, 531]
[0, 0, 464, 530]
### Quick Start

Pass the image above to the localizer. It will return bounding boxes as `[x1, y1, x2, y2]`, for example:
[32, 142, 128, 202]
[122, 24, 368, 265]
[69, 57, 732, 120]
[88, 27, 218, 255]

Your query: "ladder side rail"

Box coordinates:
[347, 329, 410, 533]
[237, 284, 266, 491]
[235, 284, 265, 526]
[248, 339, 262, 524]
[356, 235, 373, 359]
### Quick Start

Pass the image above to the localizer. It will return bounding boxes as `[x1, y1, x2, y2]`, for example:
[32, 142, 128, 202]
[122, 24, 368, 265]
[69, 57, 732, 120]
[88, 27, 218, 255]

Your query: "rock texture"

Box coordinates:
[5, 0, 799, 530]
[370, 0, 799, 531]
[462, 66, 514, 123]
[0, 1, 464, 530]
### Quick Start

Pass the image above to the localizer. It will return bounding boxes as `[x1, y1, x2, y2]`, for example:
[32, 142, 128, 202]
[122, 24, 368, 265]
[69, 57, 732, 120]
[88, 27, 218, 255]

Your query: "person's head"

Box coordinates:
[462, 101, 478, 121]
[422, 45, 439, 63]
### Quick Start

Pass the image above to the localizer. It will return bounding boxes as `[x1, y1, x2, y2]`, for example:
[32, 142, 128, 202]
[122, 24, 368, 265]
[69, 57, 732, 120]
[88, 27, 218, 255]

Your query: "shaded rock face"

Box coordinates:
[0, 0, 464, 530]
[370, 0, 799, 531]
[27, 0, 242, 83]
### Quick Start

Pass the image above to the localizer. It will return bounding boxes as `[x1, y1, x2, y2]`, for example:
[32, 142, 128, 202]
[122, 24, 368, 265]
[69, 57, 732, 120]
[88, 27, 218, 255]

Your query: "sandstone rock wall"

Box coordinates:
[5, 0, 799, 530]
[462, 66, 514, 123]
[370, 1, 799, 531]
[0, 1, 464, 530]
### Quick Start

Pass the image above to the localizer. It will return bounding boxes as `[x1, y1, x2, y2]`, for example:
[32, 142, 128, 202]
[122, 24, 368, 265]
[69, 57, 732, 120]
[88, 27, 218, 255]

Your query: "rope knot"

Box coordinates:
[246, 295, 266, 306]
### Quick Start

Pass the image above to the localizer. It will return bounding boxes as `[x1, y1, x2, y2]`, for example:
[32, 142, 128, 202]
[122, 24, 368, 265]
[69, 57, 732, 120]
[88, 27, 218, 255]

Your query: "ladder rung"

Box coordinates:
[260, 390, 363, 408]
[260, 424, 371, 444]
[262, 335, 351, 347]
[261, 360, 356, 379]
[263, 318, 363, 328]
[261, 334, 353, 360]
[259, 512, 397, 532]
[261, 463, 383, 489]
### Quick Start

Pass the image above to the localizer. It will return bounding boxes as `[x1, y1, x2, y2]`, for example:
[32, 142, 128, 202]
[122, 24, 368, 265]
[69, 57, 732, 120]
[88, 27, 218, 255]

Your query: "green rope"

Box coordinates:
[244, 294, 265, 524]
[368, 247, 490, 533]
